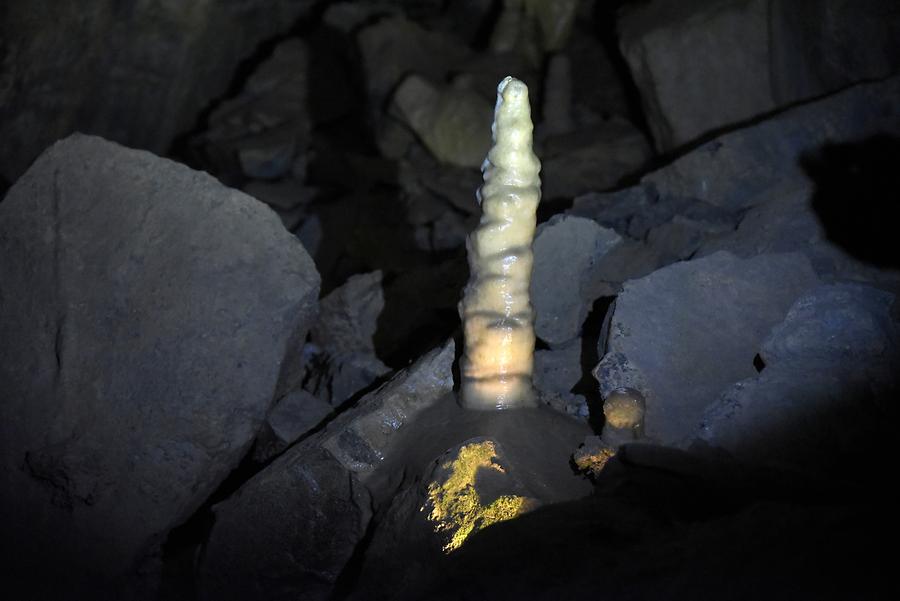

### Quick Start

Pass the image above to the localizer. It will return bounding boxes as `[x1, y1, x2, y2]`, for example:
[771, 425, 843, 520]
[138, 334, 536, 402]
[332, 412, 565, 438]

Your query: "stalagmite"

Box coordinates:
[459, 76, 541, 410]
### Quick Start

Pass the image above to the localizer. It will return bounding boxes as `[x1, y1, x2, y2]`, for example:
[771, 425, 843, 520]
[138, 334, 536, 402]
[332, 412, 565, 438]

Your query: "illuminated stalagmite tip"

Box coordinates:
[459, 76, 541, 410]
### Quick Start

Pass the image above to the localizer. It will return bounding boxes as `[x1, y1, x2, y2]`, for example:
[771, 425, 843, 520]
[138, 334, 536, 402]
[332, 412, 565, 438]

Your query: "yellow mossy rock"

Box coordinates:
[424, 439, 536, 552]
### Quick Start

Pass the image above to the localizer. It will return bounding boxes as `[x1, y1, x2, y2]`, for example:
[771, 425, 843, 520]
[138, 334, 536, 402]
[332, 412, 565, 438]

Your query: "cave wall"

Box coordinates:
[0, 0, 322, 183]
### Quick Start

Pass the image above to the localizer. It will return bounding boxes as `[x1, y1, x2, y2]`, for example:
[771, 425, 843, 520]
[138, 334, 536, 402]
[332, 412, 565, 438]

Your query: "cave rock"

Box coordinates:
[594, 251, 819, 448]
[531, 215, 621, 347]
[0, 134, 320, 595]
[700, 283, 900, 477]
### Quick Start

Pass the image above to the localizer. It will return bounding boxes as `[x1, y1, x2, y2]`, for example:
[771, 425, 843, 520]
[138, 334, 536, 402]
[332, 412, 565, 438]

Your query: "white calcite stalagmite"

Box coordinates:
[460, 76, 542, 410]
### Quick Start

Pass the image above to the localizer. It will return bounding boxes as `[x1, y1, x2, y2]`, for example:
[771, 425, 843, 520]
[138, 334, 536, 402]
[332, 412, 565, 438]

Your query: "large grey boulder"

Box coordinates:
[701, 283, 900, 477]
[200, 340, 455, 600]
[619, 0, 900, 151]
[531, 215, 622, 346]
[0, 134, 320, 596]
[594, 251, 819, 447]
[0, 0, 321, 183]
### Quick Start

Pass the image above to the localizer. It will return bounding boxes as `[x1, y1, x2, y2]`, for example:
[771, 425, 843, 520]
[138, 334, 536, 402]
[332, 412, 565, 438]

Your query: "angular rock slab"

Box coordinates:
[200, 340, 456, 601]
[301, 271, 391, 410]
[594, 251, 819, 447]
[697, 177, 900, 286]
[0, 134, 320, 594]
[252, 389, 333, 462]
[323, 340, 456, 476]
[531, 215, 621, 346]
[200, 446, 373, 601]
[700, 283, 900, 477]
[618, 0, 775, 151]
[619, 0, 900, 152]
[312, 270, 385, 356]
[642, 76, 900, 211]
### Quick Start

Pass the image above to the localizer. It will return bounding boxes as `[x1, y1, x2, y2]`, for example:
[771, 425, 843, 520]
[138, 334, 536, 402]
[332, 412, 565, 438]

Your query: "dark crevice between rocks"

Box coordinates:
[537, 196, 575, 223]
[573, 295, 616, 433]
[374, 260, 467, 369]
[753, 353, 766, 373]
[158, 448, 263, 601]
[329, 471, 403, 601]
[592, 0, 656, 183]
[469, 0, 505, 50]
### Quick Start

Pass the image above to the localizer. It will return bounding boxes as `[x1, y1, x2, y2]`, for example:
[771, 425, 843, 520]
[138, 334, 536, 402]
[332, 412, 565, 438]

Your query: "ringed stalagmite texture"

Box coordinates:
[460, 76, 542, 410]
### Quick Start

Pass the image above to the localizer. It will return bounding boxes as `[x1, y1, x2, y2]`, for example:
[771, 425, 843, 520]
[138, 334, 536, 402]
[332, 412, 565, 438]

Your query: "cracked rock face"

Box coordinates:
[0, 134, 320, 596]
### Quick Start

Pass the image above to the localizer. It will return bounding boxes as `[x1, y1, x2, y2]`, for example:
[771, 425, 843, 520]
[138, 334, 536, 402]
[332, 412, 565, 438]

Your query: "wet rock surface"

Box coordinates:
[0, 134, 320, 597]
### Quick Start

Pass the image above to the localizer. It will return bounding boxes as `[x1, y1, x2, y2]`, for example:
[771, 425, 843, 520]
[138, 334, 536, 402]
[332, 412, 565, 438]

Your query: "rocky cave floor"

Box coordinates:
[2, 1, 900, 600]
